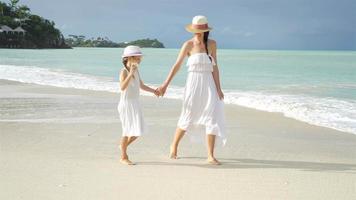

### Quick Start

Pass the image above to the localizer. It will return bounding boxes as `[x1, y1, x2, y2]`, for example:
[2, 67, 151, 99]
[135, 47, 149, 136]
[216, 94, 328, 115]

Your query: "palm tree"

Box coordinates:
[0, 3, 4, 16]
[17, 5, 30, 19]
[9, 0, 19, 12]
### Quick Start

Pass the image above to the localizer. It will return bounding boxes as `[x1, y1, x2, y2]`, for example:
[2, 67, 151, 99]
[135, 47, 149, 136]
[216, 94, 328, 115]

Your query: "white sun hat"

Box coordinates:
[122, 45, 143, 58]
[185, 15, 212, 33]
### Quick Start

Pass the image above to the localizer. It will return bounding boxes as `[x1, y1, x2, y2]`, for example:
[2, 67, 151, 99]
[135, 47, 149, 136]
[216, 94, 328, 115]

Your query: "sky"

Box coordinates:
[16, 0, 356, 50]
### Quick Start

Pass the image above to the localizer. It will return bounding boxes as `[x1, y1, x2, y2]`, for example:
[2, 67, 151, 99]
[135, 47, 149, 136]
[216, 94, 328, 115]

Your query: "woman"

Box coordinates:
[157, 15, 226, 165]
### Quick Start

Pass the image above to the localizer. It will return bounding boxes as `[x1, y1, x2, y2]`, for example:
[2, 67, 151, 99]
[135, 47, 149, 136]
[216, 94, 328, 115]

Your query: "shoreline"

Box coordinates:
[0, 69, 354, 136]
[2, 47, 356, 51]
[1, 78, 356, 147]
[1, 79, 356, 200]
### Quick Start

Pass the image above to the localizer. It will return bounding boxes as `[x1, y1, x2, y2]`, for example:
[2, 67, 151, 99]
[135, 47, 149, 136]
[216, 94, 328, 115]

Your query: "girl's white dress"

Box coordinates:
[118, 69, 145, 136]
[177, 53, 226, 145]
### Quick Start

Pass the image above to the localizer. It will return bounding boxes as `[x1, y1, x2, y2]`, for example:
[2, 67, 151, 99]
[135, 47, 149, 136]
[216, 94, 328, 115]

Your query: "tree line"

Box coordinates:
[65, 35, 165, 48]
[0, 0, 70, 48]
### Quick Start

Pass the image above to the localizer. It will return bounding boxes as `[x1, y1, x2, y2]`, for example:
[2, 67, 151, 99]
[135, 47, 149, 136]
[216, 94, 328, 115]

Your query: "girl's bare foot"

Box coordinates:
[120, 158, 135, 165]
[169, 145, 178, 159]
[207, 157, 221, 165]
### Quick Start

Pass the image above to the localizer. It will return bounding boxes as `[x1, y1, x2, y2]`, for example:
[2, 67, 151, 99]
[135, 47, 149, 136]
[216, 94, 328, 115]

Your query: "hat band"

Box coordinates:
[192, 23, 209, 30]
[125, 51, 142, 55]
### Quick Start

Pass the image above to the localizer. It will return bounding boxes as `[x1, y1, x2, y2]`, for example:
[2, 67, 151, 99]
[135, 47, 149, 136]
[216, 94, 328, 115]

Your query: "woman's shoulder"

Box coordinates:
[183, 39, 194, 48]
[208, 39, 217, 46]
[180, 40, 194, 54]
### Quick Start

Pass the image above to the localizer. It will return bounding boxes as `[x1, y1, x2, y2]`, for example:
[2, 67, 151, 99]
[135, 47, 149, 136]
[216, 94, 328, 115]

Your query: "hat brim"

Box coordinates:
[185, 24, 212, 33]
[121, 53, 143, 58]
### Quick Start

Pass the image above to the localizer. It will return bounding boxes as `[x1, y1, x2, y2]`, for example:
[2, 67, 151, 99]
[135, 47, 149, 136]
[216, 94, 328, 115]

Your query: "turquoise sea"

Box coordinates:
[0, 48, 355, 134]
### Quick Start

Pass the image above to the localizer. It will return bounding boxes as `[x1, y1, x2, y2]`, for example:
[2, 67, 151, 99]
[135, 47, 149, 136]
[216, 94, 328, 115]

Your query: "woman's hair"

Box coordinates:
[203, 31, 212, 61]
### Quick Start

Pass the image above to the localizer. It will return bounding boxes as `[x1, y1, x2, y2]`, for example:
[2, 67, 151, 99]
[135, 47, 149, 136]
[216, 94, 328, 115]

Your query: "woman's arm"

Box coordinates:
[210, 40, 224, 100]
[158, 41, 191, 95]
[119, 67, 136, 91]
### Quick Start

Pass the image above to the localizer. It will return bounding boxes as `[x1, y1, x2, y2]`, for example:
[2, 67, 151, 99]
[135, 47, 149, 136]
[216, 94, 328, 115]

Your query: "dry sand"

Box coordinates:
[1, 80, 356, 200]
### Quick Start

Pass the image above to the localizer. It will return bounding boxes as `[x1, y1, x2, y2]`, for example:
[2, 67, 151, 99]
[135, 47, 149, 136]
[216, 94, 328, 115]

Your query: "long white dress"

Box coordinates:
[117, 69, 145, 136]
[177, 53, 226, 145]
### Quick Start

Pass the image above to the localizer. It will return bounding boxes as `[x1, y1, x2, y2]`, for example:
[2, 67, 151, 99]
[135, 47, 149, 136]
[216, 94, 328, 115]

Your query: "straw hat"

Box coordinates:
[185, 15, 212, 33]
[122, 45, 143, 58]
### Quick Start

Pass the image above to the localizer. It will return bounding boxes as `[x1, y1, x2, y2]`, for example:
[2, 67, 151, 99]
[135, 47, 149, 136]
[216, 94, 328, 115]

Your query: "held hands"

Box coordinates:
[153, 85, 223, 99]
[154, 84, 168, 97]
[153, 88, 161, 97]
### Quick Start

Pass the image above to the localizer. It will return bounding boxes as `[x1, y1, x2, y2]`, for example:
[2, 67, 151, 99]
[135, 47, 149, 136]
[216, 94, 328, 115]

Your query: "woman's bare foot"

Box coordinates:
[207, 157, 221, 165]
[120, 158, 135, 165]
[169, 145, 178, 159]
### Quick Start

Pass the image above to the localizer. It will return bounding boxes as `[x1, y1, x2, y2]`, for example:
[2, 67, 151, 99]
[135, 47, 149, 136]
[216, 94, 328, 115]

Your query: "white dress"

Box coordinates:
[177, 53, 226, 145]
[117, 69, 145, 136]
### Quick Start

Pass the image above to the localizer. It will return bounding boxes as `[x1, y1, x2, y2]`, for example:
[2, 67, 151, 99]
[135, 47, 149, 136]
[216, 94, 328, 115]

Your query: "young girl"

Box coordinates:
[118, 45, 159, 165]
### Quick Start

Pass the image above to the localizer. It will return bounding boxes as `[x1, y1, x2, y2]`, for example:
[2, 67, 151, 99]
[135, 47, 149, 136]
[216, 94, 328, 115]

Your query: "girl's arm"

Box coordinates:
[140, 79, 159, 95]
[138, 72, 159, 95]
[210, 40, 224, 100]
[119, 67, 135, 91]
[158, 41, 191, 95]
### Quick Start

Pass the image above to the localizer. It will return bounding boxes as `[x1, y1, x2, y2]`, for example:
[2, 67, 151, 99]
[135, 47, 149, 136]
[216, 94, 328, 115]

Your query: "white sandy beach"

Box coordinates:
[1, 79, 356, 200]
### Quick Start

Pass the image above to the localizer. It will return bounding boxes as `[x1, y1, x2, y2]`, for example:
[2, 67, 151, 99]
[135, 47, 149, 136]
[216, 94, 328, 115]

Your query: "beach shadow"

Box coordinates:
[134, 161, 214, 168]
[136, 157, 356, 173]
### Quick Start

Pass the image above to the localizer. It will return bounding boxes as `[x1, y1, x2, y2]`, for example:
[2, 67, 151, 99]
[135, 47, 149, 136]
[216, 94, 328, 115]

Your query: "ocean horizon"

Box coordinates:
[1, 47, 355, 135]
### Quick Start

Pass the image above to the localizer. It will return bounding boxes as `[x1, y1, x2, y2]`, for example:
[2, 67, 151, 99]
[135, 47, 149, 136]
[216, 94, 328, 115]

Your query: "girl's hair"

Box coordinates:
[122, 56, 138, 78]
[122, 57, 129, 71]
[203, 31, 212, 62]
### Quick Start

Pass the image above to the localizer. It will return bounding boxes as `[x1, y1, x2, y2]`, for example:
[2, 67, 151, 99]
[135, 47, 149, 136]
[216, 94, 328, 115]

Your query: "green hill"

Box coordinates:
[65, 36, 165, 48]
[1, 0, 165, 49]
